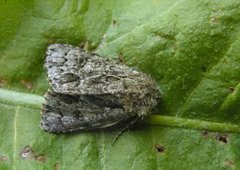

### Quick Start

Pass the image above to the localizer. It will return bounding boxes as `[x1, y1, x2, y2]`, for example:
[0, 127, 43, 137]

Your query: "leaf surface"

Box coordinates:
[1, 0, 240, 169]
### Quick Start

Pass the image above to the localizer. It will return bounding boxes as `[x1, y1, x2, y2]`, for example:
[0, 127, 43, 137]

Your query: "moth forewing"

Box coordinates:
[41, 44, 160, 133]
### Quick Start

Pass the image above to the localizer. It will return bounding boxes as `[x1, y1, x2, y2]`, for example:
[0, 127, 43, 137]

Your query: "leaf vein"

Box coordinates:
[177, 36, 239, 115]
[100, 0, 183, 47]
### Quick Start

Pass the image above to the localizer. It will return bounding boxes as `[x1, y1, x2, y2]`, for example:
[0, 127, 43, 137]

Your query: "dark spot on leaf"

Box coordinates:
[112, 20, 117, 25]
[202, 130, 209, 138]
[0, 77, 7, 87]
[229, 87, 234, 92]
[20, 146, 46, 162]
[224, 159, 235, 168]
[216, 134, 228, 143]
[0, 155, 7, 162]
[35, 154, 46, 162]
[20, 146, 35, 159]
[54, 163, 61, 170]
[155, 144, 165, 153]
[20, 80, 33, 90]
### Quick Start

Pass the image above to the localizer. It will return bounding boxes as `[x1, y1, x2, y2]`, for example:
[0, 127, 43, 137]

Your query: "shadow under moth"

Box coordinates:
[41, 44, 160, 133]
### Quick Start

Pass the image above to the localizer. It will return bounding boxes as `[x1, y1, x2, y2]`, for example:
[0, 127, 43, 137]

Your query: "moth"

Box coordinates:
[41, 44, 160, 133]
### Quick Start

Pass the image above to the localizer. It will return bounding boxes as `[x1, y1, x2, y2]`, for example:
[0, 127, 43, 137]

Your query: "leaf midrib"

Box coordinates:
[0, 88, 44, 110]
[1, 88, 240, 134]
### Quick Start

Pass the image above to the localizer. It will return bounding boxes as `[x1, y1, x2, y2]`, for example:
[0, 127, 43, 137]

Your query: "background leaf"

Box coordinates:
[1, 0, 240, 169]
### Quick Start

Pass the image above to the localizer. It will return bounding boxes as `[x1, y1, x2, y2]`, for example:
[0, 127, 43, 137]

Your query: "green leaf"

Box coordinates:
[1, 0, 240, 169]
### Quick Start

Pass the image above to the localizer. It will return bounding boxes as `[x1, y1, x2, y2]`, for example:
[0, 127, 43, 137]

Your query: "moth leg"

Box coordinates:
[112, 116, 140, 144]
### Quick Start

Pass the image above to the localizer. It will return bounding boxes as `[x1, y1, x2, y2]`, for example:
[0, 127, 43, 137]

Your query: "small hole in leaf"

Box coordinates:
[155, 144, 165, 153]
[20, 146, 35, 159]
[229, 87, 234, 92]
[216, 134, 228, 143]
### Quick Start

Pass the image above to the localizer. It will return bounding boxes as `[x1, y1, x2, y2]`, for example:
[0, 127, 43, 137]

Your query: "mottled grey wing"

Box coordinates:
[41, 90, 135, 133]
[41, 44, 160, 133]
[45, 44, 157, 96]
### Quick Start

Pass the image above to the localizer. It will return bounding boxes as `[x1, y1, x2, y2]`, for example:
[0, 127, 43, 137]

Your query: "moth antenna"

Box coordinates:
[112, 116, 140, 144]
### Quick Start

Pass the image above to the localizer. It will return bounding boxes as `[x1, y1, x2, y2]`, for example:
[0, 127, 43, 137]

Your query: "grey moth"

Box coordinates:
[41, 44, 160, 133]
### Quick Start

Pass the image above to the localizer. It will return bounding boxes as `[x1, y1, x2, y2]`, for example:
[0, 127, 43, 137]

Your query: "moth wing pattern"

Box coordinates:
[41, 90, 133, 132]
[41, 44, 160, 133]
